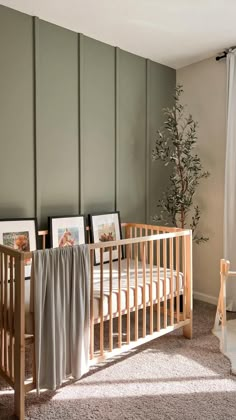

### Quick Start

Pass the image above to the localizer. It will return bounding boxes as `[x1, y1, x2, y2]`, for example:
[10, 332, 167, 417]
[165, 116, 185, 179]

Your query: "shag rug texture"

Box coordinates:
[1, 300, 236, 419]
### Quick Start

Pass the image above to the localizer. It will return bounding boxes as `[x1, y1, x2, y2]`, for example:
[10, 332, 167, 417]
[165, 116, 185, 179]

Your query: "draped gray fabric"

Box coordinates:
[32, 245, 90, 392]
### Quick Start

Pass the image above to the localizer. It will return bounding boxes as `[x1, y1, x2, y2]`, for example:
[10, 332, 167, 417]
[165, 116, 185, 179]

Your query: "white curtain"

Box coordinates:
[224, 48, 236, 310]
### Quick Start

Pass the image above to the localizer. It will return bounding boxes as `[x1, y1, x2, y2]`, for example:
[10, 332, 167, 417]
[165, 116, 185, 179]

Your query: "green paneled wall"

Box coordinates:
[80, 36, 115, 214]
[0, 5, 176, 229]
[147, 61, 176, 223]
[116, 50, 146, 223]
[36, 19, 79, 227]
[0, 7, 34, 218]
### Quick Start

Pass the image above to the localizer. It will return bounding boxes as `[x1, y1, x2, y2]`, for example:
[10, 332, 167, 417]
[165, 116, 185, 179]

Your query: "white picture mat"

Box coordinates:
[0, 219, 36, 279]
[92, 213, 121, 264]
[51, 216, 85, 248]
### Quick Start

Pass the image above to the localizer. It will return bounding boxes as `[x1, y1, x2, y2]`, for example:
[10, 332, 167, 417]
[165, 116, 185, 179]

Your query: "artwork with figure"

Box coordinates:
[89, 212, 122, 264]
[3, 231, 31, 266]
[3, 231, 30, 252]
[58, 227, 80, 247]
[49, 216, 86, 248]
[0, 219, 37, 278]
[98, 223, 117, 251]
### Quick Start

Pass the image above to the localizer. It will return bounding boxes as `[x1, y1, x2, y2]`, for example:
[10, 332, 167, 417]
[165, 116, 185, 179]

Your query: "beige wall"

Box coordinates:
[177, 57, 226, 303]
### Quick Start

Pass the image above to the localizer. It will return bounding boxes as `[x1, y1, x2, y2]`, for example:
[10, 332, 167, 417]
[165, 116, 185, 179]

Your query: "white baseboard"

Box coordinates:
[193, 291, 218, 306]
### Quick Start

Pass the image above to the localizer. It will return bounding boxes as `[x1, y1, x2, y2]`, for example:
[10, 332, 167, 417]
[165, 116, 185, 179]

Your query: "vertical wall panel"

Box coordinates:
[36, 20, 79, 228]
[0, 6, 34, 218]
[80, 36, 115, 214]
[147, 60, 176, 223]
[117, 50, 146, 223]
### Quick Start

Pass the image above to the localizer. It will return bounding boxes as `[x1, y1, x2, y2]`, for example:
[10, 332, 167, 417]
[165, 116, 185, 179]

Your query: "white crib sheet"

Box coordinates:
[7, 258, 184, 333]
[92, 258, 184, 320]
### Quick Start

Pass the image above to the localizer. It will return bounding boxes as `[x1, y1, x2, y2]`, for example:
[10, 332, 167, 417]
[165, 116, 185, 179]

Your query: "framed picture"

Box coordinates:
[89, 212, 123, 265]
[49, 215, 86, 248]
[0, 218, 37, 279]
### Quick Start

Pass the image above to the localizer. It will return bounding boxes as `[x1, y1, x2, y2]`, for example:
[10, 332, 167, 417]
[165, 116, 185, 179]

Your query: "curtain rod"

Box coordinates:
[216, 46, 236, 61]
[216, 51, 227, 61]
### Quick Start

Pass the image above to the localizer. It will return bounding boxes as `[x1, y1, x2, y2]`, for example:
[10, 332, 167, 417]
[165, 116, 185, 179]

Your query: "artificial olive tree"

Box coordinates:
[152, 85, 209, 243]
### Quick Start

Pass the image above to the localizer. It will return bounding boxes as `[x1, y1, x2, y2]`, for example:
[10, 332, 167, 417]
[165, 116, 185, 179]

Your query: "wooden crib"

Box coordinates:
[0, 222, 192, 419]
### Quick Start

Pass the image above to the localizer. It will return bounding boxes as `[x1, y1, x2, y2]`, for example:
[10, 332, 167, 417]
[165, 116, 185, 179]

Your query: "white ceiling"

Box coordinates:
[1, 0, 236, 69]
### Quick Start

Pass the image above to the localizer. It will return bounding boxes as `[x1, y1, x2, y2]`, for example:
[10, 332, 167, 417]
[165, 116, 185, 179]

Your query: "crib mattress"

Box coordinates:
[7, 258, 184, 334]
[92, 258, 184, 320]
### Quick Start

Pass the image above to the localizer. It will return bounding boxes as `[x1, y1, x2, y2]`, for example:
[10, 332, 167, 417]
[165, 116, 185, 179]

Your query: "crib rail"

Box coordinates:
[0, 245, 25, 418]
[37, 223, 182, 247]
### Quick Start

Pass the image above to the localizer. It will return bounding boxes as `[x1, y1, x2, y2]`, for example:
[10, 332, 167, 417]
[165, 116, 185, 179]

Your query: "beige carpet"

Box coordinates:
[1, 300, 236, 419]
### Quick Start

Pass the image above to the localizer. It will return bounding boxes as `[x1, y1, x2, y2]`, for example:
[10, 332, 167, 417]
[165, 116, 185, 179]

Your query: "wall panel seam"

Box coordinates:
[79, 33, 84, 213]
[33, 16, 39, 220]
[115, 47, 120, 214]
[145, 59, 151, 224]
[78, 33, 81, 214]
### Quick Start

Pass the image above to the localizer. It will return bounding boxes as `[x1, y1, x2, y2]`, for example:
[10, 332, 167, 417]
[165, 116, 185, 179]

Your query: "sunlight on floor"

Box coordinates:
[0, 389, 14, 396]
[51, 353, 236, 401]
[51, 377, 236, 400]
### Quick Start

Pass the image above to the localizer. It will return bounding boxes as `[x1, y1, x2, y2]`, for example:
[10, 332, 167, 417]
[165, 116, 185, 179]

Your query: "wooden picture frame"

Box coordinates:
[48, 215, 86, 248]
[89, 211, 123, 265]
[0, 218, 37, 279]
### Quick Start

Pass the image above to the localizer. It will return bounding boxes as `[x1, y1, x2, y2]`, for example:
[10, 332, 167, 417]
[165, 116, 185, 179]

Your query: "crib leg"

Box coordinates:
[183, 232, 192, 340]
[14, 381, 25, 420]
[14, 334, 25, 419]
[183, 321, 192, 339]
[14, 256, 25, 419]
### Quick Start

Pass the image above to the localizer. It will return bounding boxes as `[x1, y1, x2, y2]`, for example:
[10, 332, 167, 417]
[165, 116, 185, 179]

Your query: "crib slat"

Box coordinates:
[14, 254, 25, 419]
[145, 227, 148, 262]
[130, 226, 133, 259]
[90, 250, 94, 360]
[156, 237, 160, 331]
[42, 235, 46, 251]
[99, 249, 104, 356]
[149, 239, 153, 335]
[163, 239, 167, 328]
[183, 232, 193, 339]
[0, 253, 3, 368]
[109, 248, 113, 352]
[126, 244, 130, 344]
[133, 226, 137, 261]
[182, 236, 186, 321]
[118, 246, 122, 348]
[4, 254, 8, 373]
[176, 237, 180, 323]
[9, 256, 14, 379]
[138, 228, 142, 260]
[169, 238, 174, 326]
[125, 225, 132, 258]
[142, 242, 146, 338]
[134, 243, 138, 341]
[133, 227, 137, 272]
[38, 230, 48, 250]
